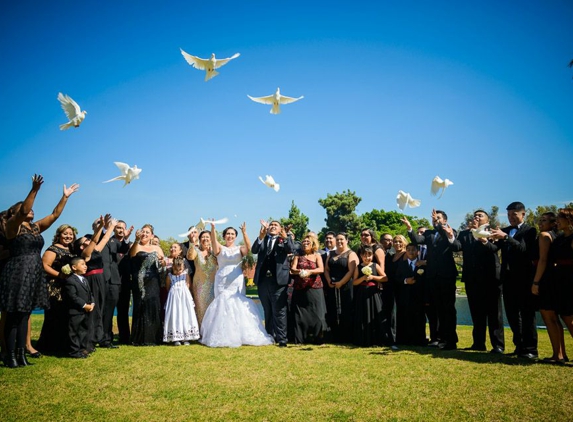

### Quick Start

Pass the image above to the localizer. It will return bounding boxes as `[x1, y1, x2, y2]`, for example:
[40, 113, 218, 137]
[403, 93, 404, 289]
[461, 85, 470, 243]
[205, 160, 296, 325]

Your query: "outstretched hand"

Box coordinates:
[63, 183, 80, 198]
[31, 174, 44, 191]
[259, 219, 269, 238]
[400, 216, 412, 231]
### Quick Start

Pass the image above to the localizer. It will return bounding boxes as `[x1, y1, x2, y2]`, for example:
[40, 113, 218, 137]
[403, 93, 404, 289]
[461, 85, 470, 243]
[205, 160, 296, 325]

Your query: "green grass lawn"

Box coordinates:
[1, 315, 573, 421]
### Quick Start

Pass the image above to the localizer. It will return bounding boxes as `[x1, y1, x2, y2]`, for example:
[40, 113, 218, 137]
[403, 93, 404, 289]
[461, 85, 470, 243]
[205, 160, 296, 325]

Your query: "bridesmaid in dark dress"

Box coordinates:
[324, 232, 359, 344]
[36, 224, 76, 355]
[352, 245, 387, 347]
[129, 224, 165, 346]
[289, 234, 326, 344]
[0, 175, 78, 368]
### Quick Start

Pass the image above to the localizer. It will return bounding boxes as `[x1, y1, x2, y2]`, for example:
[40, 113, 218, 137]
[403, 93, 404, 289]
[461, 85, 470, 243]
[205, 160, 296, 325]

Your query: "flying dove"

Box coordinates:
[202, 217, 229, 226]
[396, 190, 421, 211]
[180, 49, 240, 81]
[58, 92, 87, 130]
[103, 162, 142, 187]
[247, 87, 303, 114]
[430, 175, 454, 199]
[259, 175, 280, 192]
[471, 223, 491, 240]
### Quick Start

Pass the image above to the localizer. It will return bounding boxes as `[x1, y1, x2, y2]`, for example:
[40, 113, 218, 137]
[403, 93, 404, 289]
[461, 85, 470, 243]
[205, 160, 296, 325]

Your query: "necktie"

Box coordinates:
[433, 232, 440, 244]
[266, 236, 273, 255]
[410, 261, 416, 272]
[509, 227, 518, 238]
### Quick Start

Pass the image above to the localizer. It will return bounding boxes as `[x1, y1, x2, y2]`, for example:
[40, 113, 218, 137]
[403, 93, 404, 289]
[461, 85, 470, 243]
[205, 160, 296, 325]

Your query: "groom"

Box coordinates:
[252, 220, 295, 347]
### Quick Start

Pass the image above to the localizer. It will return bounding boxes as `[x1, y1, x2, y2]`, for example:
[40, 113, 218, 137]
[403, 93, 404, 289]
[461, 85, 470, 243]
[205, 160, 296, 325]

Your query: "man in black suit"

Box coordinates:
[402, 209, 461, 350]
[491, 202, 538, 359]
[252, 220, 295, 347]
[394, 243, 427, 346]
[457, 210, 504, 353]
[416, 226, 438, 346]
[65, 257, 95, 358]
[100, 220, 132, 348]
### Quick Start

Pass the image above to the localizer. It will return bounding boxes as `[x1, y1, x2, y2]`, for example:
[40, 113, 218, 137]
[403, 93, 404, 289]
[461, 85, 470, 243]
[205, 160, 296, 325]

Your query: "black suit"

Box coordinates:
[101, 236, 131, 345]
[252, 235, 295, 344]
[394, 259, 427, 345]
[409, 224, 461, 347]
[496, 224, 537, 355]
[65, 274, 94, 357]
[458, 230, 504, 350]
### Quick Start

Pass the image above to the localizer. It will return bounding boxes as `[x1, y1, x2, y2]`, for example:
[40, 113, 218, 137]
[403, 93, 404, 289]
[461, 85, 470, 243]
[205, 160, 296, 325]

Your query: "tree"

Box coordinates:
[279, 201, 310, 241]
[361, 209, 431, 239]
[318, 190, 363, 241]
[524, 203, 573, 227]
[459, 206, 501, 231]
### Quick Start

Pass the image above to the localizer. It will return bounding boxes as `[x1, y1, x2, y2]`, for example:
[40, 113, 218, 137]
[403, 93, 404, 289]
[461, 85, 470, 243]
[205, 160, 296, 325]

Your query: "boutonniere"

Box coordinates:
[416, 268, 424, 275]
[277, 238, 284, 246]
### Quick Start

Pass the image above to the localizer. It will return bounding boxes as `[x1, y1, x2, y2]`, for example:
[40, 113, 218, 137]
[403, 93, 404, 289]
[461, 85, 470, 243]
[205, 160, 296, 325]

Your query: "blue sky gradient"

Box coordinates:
[1, 1, 572, 244]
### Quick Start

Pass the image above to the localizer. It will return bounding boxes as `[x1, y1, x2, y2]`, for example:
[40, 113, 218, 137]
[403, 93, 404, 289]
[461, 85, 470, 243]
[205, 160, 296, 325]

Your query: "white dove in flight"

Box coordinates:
[471, 223, 492, 240]
[259, 175, 280, 192]
[178, 218, 228, 237]
[247, 87, 304, 114]
[430, 175, 454, 199]
[103, 162, 142, 187]
[58, 92, 87, 130]
[396, 190, 421, 211]
[202, 217, 229, 226]
[180, 49, 240, 81]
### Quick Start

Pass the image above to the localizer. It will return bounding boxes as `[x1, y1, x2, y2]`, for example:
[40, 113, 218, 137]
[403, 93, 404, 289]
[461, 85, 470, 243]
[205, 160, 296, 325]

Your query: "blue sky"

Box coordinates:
[1, 1, 572, 245]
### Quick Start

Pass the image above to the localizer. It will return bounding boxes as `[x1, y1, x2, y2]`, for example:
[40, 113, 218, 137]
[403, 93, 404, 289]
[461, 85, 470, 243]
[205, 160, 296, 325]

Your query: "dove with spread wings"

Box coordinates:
[430, 175, 454, 199]
[180, 49, 240, 81]
[259, 175, 280, 192]
[396, 190, 421, 211]
[103, 162, 142, 187]
[248, 88, 303, 115]
[58, 92, 87, 130]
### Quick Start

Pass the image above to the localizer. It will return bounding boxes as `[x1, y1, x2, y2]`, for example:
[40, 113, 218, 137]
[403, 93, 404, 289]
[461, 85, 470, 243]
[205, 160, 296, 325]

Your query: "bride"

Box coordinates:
[200, 221, 273, 347]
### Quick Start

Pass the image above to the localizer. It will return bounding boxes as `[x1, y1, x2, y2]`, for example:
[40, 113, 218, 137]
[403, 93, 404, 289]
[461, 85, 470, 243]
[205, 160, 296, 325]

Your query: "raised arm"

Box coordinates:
[36, 183, 79, 233]
[239, 222, 251, 256]
[5, 175, 43, 239]
[210, 223, 221, 256]
[93, 215, 117, 252]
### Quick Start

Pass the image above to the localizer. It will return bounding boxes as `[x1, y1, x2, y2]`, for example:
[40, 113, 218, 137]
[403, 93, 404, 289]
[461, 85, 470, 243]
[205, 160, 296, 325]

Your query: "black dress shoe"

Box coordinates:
[26, 349, 42, 358]
[101, 343, 119, 349]
[427, 341, 440, 347]
[278, 342, 287, 348]
[518, 353, 538, 360]
[70, 354, 87, 359]
[490, 347, 504, 354]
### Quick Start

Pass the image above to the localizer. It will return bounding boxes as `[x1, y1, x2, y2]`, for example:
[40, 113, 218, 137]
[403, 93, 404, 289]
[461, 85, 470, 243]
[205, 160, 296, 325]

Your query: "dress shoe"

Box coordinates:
[390, 345, 400, 351]
[70, 353, 87, 359]
[438, 343, 457, 350]
[102, 343, 119, 349]
[518, 353, 538, 360]
[278, 342, 287, 348]
[16, 348, 32, 366]
[182, 342, 190, 346]
[490, 347, 504, 354]
[541, 357, 565, 365]
[427, 341, 440, 347]
[3, 351, 19, 368]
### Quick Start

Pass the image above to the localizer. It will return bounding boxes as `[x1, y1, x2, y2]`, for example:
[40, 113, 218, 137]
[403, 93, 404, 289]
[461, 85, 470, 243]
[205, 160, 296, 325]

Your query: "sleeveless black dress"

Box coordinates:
[130, 251, 162, 345]
[0, 223, 48, 312]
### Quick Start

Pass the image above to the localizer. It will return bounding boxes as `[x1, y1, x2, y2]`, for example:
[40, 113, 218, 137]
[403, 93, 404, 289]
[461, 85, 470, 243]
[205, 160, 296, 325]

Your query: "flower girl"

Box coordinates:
[163, 257, 200, 345]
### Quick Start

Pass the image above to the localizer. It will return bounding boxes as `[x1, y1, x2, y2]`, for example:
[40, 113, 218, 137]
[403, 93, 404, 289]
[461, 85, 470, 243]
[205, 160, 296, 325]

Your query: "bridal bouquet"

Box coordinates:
[361, 266, 372, 276]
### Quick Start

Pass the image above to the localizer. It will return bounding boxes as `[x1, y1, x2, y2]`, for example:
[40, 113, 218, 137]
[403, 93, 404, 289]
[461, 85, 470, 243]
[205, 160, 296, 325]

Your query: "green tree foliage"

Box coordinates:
[524, 203, 573, 228]
[318, 190, 363, 241]
[361, 209, 431, 240]
[279, 200, 310, 241]
[459, 206, 501, 231]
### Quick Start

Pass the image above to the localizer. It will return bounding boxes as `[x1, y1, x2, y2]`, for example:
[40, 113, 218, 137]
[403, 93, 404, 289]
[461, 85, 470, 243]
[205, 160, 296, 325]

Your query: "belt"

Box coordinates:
[85, 268, 104, 277]
[555, 259, 573, 266]
[360, 282, 377, 287]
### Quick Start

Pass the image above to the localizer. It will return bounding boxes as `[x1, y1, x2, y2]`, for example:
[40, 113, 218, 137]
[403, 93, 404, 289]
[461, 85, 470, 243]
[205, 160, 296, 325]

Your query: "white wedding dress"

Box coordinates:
[200, 245, 274, 348]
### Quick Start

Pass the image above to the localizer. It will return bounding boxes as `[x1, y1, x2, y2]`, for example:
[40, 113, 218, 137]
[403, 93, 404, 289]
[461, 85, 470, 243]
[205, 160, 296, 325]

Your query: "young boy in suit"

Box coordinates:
[65, 256, 95, 358]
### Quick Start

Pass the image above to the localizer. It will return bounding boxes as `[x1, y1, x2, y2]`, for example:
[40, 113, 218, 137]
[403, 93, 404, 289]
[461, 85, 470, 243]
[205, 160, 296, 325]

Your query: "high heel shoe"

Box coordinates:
[16, 348, 32, 366]
[26, 349, 42, 358]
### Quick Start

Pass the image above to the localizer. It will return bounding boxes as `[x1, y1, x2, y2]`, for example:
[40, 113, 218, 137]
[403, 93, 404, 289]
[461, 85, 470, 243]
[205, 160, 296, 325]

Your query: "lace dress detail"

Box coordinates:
[200, 245, 273, 348]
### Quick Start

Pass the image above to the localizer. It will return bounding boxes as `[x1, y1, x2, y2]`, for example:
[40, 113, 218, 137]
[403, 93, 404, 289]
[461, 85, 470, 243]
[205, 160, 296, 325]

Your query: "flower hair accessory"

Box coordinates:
[361, 266, 372, 276]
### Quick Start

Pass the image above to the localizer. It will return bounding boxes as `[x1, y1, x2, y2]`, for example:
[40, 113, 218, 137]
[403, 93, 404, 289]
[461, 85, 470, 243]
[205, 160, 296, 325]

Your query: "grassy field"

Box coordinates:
[1, 316, 573, 421]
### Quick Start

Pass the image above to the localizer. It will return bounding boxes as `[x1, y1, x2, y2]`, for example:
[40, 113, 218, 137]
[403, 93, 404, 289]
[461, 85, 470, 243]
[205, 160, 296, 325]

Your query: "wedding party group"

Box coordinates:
[1, 175, 572, 369]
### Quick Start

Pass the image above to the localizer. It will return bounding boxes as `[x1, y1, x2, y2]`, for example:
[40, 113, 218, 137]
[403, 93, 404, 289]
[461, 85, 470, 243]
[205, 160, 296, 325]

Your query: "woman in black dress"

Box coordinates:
[0, 175, 78, 368]
[129, 224, 165, 346]
[324, 232, 359, 344]
[36, 224, 76, 355]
